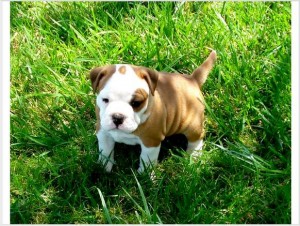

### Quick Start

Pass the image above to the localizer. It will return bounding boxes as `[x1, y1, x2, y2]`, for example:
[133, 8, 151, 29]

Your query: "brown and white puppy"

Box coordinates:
[90, 50, 217, 173]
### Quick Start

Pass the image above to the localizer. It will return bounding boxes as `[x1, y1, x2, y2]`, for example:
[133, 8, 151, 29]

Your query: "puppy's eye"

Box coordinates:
[130, 100, 142, 108]
[102, 98, 109, 103]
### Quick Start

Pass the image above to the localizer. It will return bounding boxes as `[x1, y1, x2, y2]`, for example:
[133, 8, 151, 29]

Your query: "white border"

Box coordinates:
[1, 1, 298, 225]
[291, 1, 300, 225]
[0, 1, 10, 225]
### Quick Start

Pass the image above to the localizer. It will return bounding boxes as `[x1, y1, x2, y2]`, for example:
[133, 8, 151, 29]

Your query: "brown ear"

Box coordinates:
[134, 67, 159, 96]
[89, 65, 116, 93]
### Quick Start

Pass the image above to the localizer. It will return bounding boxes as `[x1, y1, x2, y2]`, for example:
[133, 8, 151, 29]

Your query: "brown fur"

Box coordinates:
[133, 72, 205, 147]
[90, 65, 116, 93]
[118, 65, 126, 74]
[133, 51, 216, 147]
[91, 51, 216, 148]
[132, 66, 159, 96]
[90, 65, 116, 133]
[130, 88, 149, 112]
[192, 51, 217, 87]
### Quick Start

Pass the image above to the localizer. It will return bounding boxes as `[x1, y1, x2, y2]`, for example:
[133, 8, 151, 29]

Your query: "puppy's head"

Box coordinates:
[90, 64, 158, 133]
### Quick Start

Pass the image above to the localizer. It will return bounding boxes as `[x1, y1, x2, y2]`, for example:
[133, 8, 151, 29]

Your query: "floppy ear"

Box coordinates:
[90, 67, 103, 93]
[135, 67, 159, 96]
[89, 65, 116, 93]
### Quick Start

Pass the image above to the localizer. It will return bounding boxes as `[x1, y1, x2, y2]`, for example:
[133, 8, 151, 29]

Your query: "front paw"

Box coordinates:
[103, 161, 113, 172]
[98, 155, 114, 173]
[137, 165, 145, 174]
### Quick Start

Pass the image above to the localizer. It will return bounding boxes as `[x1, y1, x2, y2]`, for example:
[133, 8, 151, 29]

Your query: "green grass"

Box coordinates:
[10, 2, 291, 224]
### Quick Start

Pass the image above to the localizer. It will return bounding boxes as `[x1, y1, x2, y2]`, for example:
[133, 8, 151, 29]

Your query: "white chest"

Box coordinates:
[109, 130, 140, 145]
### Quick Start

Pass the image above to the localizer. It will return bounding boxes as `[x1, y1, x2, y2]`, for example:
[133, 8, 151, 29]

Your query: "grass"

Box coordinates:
[10, 2, 291, 224]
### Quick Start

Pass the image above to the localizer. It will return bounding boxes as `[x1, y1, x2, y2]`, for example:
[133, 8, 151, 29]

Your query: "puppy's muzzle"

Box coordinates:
[112, 113, 125, 127]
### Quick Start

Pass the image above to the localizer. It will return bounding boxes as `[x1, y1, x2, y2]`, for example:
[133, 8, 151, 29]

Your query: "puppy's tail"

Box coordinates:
[192, 50, 217, 88]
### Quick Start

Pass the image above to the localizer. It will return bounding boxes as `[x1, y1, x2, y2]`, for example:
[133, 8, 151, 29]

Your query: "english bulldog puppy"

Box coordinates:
[90, 50, 217, 173]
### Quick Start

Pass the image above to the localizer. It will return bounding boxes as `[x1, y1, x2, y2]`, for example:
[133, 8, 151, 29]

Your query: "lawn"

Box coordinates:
[10, 2, 291, 224]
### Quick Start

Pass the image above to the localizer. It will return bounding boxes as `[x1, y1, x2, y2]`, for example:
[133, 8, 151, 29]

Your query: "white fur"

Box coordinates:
[138, 144, 161, 174]
[96, 64, 158, 173]
[97, 129, 115, 172]
[109, 129, 140, 145]
[97, 65, 149, 133]
[96, 64, 204, 173]
[96, 128, 159, 173]
[187, 139, 204, 158]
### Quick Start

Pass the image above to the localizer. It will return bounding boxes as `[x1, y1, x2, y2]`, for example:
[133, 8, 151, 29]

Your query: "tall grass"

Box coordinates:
[10, 2, 291, 223]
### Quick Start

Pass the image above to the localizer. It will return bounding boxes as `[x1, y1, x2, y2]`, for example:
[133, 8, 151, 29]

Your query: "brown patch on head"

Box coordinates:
[118, 65, 126, 74]
[132, 66, 159, 96]
[90, 65, 116, 93]
[130, 88, 148, 112]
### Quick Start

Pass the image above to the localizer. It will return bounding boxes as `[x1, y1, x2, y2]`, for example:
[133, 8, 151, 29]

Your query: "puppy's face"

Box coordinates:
[90, 65, 158, 133]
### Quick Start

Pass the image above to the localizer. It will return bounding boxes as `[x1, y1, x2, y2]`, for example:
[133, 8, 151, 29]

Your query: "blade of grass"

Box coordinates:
[96, 188, 113, 224]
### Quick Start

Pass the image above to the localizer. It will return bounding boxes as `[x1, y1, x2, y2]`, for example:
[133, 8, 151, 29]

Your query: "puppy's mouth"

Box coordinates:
[109, 125, 133, 133]
[101, 114, 138, 133]
[108, 128, 134, 135]
[111, 126, 122, 131]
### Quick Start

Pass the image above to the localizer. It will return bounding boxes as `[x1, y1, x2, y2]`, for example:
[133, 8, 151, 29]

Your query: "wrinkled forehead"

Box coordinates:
[100, 64, 149, 98]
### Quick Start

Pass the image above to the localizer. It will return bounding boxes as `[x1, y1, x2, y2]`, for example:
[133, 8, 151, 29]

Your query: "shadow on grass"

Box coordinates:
[89, 133, 188, 181]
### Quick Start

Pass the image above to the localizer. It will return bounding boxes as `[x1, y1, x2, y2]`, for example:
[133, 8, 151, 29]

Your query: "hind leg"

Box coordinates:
[187, 139, 204, 157]
[184, 112, 205, 156]
[187, 139, 204, 153]
[184, 125, 205, 157]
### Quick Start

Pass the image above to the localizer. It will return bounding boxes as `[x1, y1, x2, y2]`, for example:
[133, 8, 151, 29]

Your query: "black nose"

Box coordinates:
[112, 113, 125, 127]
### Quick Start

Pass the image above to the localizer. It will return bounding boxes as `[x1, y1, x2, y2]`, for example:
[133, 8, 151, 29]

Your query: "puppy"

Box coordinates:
[90, 50, 217, 173]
